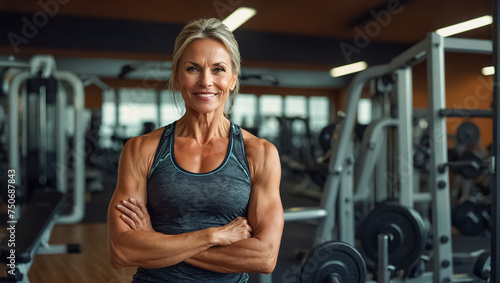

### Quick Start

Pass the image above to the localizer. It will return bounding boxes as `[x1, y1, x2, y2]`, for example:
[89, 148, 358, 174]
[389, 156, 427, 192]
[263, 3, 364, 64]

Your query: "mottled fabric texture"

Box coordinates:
[132, 121, 252, 283]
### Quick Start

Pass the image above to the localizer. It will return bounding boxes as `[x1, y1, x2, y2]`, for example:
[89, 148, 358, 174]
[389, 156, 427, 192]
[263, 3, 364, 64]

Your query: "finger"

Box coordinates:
[122, 200, 144, 219]
[116, 204, 134, 215]
[120, 214, 137, 230]
[117, 204, 140, 222]
[130, 198, 148, 215]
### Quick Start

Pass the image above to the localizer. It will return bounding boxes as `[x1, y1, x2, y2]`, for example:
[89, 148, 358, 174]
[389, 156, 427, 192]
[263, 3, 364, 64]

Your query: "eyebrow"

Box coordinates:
[184, 61, 228, 67]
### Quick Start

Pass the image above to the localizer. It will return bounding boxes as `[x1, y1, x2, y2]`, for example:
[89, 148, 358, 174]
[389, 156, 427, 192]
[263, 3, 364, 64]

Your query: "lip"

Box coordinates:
[193, 92, 217, 100]
[194, 92, 217, 95]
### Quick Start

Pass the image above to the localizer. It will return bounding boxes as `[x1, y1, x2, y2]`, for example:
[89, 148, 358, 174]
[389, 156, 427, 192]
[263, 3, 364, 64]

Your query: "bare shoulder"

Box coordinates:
[120, 127, 165, 173]
[241, 129, 281, 183]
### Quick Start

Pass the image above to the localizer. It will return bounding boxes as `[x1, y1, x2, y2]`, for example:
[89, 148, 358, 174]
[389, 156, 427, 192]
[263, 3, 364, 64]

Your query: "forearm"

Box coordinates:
[110, 228, 216, 269]
[184, 237, 277, 274]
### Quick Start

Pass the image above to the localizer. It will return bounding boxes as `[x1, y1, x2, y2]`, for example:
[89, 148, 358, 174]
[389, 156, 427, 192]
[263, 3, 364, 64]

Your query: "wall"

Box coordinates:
[412, 52, 493, 148]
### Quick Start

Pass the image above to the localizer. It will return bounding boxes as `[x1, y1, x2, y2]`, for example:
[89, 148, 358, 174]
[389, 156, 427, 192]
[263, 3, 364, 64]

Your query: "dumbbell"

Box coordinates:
[439, 151, 489, 179]
[451, 197, 490, 236]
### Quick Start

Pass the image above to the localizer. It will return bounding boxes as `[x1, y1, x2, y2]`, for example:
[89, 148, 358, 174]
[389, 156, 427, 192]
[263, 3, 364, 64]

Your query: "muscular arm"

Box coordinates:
[184, 140, 284, 274]
[107, 135, 250, 269]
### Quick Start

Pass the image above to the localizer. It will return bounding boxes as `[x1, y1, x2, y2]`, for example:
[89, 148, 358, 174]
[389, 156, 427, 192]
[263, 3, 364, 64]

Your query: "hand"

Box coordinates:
[213, 217, 253, 246]
[116, 198, 154, 232]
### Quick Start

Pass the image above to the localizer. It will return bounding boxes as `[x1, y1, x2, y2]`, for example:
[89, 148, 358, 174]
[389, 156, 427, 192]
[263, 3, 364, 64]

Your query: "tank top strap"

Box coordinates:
[230, 122, 251, 182]
[149, 122, 175, 178]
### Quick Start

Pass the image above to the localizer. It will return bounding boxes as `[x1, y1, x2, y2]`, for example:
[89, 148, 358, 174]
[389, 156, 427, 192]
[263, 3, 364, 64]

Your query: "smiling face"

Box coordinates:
[176, 39, 238, 116]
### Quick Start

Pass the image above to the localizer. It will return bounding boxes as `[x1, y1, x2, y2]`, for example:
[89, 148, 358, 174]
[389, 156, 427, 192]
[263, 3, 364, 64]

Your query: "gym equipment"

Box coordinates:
[440, 151, 489, 180]
[359, 204, 427, 271]
[300, 241, 366, 283]
[267, 33, 496, 283]
[456, 122, 480, 146]
[473, 250, 491, 281]
[318, 123, 364, 152]
[493, 3, 500, 281]
[457, 152, 488, 180]
[3, 55, 85, 282]
[318, 123, 336, 152]
[413, 134, 430, 169]
[0, 191, 81, 282]
[452, 198, 491, 236]
[142, 121, 156, 135]
[25, 75, 59, 194]
[275, 116, 315, 163]
[8, 55, 85, 223]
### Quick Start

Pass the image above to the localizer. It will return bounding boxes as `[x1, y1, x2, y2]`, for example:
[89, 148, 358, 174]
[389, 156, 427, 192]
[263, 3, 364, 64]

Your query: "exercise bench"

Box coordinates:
[0, 191, 81, 282]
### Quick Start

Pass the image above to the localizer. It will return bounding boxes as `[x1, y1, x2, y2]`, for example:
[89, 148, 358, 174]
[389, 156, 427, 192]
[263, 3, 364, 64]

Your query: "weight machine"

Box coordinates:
[0, 55, 85, 282]
[269, 32, 496, 283]
[8, 55, 86, 223]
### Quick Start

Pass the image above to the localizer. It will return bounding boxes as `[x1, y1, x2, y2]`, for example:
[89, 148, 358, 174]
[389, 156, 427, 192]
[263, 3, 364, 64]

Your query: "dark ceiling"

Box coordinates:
[0, 0, 494, 88]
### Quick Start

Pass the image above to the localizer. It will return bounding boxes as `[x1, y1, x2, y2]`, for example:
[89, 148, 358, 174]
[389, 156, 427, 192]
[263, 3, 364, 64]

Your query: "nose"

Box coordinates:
[198, 69, 213, 88]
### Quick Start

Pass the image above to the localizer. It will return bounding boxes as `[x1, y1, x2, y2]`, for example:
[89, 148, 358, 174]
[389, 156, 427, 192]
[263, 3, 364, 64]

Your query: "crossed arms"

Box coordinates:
[107, 136, 284, 274]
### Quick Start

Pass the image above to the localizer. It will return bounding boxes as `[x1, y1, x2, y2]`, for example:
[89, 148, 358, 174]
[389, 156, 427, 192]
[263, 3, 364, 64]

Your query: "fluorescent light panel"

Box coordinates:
[222, 7, 256, 31]
[330, 61, 367, 77]
[436, 15, 492, 37]
[482, 66, 495, 76]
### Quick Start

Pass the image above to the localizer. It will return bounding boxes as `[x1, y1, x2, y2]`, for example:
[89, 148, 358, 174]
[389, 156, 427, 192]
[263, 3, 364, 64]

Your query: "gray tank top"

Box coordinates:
[132, 121, 251, 283]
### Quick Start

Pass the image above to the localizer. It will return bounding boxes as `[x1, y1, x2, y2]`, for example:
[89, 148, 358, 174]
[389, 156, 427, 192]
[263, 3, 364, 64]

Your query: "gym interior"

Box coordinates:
[0, 1, 499, 282]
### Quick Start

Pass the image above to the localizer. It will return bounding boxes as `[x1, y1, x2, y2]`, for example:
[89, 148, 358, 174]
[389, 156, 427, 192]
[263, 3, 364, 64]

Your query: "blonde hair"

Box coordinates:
[167, 18, 241, 115]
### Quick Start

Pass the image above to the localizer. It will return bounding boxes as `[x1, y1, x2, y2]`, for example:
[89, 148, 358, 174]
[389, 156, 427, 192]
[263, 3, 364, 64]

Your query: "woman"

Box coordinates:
[107, 18, 284, 282]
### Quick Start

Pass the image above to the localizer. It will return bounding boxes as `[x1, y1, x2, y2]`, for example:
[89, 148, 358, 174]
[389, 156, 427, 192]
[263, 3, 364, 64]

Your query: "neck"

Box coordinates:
[176, 108, 230, 144]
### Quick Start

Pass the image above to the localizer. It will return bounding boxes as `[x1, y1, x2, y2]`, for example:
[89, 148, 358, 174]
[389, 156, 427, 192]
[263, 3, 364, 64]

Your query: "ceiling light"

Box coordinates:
[436, 15, 492, 37]
[482, 66, 494, 76]
[222, 7, 256, 32]
[330, 61, 368, 77]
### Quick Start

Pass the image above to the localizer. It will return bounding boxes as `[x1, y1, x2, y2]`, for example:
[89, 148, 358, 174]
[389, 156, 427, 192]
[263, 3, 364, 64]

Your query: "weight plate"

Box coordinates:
[451, 199, 486, 236]
[319, 124, 336, 152]
[300, 241, 366, 283]
[456, 122, 480, 146]
[473, 250, 491, 280]
[458, 151, 484, 179]
[359, 204, 427, 270]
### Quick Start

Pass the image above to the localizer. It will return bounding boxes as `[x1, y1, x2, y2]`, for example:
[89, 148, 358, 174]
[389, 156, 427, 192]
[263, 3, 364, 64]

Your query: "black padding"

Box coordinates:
[0, 190, 64, 263]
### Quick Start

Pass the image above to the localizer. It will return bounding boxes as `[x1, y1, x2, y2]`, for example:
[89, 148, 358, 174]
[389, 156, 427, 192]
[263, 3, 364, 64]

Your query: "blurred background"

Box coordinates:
[0, 0, 496, 282]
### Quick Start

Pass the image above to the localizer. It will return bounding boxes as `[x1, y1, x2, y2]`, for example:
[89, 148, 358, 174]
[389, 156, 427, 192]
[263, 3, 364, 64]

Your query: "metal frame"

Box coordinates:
[396, 67, 414, 207]
[8, 55, 86, 224]
[353, 117, 398, 204]
[426, 32, 454, 283]
[274, 33, 493, 283]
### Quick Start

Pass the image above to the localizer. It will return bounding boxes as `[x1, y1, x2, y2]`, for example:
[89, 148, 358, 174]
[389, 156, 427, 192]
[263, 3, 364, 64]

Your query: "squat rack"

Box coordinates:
[280, 32, 496, 283]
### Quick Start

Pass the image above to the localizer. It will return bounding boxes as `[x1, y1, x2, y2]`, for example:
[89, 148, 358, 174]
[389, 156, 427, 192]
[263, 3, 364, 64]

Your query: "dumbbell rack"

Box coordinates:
[277, 32, 497, 283]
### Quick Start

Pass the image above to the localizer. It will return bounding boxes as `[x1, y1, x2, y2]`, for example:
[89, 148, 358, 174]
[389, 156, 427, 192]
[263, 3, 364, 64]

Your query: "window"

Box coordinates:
[284, 96, 307, 118]
[160, 90, 183, 126]
[231, 94, 257, 128]
[118, 88, 158, 137]
[258, 95, 283, 140]
[309, 96, 330, 133]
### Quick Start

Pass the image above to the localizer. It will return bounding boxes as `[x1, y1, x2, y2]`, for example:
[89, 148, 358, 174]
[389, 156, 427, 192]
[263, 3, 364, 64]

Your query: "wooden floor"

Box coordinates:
[4, 223, 137, 283]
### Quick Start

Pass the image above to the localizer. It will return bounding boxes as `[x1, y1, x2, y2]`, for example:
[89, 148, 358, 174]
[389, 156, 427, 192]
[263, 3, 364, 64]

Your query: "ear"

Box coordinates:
[230, 72, 238, 91]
